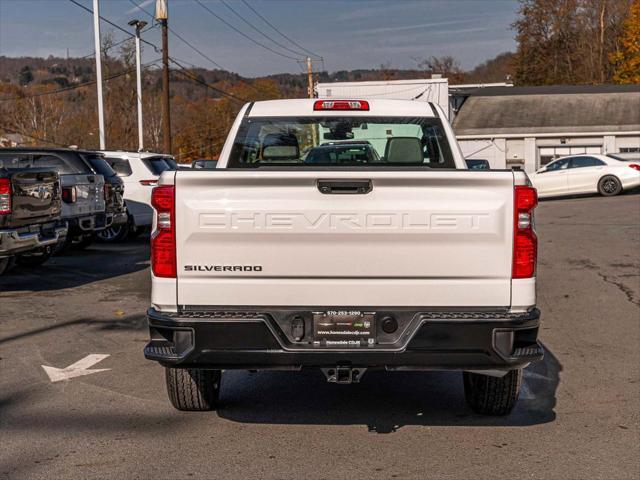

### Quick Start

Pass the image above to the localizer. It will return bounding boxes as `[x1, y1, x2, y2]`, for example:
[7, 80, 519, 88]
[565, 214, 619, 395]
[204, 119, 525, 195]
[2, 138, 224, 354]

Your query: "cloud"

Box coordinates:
[335, 2, 405, 22]
[354, 13, 499, 36]
[126, 0, 155, 15]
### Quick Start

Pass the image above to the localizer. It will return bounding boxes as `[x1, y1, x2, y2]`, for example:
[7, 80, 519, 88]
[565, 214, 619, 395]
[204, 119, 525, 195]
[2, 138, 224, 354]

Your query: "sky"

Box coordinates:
[0, 0, 520, 77]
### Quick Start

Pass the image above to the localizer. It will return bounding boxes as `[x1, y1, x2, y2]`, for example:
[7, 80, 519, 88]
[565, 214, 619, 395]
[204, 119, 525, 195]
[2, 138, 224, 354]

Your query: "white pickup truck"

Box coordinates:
[145, 99, 542, 415]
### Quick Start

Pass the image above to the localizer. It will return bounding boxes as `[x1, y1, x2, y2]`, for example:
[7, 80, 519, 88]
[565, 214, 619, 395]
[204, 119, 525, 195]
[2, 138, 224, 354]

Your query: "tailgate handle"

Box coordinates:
[317, 179, 372, 195]
[87, 175, 95, 183]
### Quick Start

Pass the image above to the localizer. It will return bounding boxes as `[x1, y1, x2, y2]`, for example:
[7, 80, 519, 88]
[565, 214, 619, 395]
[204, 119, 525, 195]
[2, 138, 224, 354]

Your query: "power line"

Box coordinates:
[128, 0, 262, 95]
[67, 0, 161, 55]
[169, 58, 249, 104]
[128, 0, 225, 71]
[78, 22, 158, 60]
[219, 0, 309, 59]
[240, 0, 322, 60]
[194, 0, 303, 62]
[0, 124, 70, 147]
[0, 58, 161, 102]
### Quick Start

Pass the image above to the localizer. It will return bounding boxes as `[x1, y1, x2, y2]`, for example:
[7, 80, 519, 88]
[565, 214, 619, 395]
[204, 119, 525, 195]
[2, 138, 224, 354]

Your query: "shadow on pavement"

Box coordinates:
[0, 313, 147, 346]
[0, 386, 190, 479]
[218, 343, 560, 432]
[0, 238, 150, 293]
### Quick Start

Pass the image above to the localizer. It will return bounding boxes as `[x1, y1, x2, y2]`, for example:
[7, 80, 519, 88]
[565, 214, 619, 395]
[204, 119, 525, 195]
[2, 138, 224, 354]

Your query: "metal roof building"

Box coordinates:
[452, 85, 640, 172]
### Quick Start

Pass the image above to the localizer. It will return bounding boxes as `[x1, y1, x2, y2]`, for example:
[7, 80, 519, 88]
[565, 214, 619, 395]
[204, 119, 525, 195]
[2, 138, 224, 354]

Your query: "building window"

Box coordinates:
[538, 146, 602, 167]
[620, 147, 640, 153]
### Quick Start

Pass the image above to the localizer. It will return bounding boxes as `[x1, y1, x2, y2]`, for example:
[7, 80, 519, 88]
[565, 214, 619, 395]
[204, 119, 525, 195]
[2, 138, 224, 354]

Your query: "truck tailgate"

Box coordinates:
[175, 170, 515, 307]
[61, 174, 105, 217]
[5, 168, 61, 227]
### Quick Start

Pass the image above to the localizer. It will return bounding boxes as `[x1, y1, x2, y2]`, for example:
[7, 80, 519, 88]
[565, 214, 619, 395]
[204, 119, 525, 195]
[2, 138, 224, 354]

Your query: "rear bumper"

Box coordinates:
[110, 211, 128, 226]
[67, 213, 112, 234]
[144, 307, 542, 372]
[0, 222, 67, 257]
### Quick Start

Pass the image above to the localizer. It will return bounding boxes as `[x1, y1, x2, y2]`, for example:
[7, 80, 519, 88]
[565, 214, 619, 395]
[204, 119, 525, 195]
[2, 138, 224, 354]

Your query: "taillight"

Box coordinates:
[313, 100, 370, 111]
[0, 178, 11, 215]
[628, 164, 640, 171]
[151, 185, 176, 278]
[140, 179, 158, 186]
[62, 186, 77, 203]
[513, 185, 538, 279]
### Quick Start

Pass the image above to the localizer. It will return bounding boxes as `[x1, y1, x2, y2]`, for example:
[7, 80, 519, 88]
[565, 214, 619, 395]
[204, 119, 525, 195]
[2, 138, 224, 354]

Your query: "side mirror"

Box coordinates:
[536, 167, 547, 174]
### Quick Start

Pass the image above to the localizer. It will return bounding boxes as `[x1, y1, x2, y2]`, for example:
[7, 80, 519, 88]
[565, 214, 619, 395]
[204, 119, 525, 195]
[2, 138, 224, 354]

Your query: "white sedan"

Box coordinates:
[530, 154, 640, 198]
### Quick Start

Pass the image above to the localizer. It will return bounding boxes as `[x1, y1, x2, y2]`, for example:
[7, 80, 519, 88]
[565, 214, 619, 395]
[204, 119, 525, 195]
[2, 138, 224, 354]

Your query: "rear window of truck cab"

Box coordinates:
[228, 116, 455, 168]
[0, 152, 89, 174]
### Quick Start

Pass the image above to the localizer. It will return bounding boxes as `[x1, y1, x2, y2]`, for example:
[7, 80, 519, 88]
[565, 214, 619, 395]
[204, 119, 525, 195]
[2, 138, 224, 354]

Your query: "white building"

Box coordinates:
[452, 85, 640, 173]
[316, 78, 450, 118]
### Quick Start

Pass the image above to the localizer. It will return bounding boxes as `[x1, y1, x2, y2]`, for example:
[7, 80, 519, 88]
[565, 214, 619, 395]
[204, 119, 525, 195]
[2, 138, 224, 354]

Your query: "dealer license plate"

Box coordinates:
[313, 310, 376, 348]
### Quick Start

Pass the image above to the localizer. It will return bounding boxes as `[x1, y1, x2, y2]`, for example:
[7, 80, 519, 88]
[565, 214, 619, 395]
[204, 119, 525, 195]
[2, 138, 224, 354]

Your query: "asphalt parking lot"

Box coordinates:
[1, 192, 639, 480]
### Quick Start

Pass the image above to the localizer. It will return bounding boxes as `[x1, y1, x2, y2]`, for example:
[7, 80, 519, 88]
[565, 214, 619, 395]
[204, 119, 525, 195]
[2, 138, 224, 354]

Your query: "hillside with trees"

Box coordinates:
[0, 51, 514, 160]
[0, 0, 637, 161]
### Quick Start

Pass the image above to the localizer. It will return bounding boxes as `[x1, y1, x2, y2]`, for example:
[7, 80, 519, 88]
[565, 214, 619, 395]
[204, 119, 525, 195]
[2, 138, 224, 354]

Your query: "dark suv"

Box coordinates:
[0, 148, 110, 250]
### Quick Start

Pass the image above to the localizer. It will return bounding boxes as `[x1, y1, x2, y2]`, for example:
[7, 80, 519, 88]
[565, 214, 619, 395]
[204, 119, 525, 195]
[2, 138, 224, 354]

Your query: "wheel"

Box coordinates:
[17, 246, 54, 267]
[52, 234, 73, 255]
[0, 257, 12, 276]
[73, 233, 96, 250]
[96, 223, 129, 243]
[165, 368, 221, 411]
[127, 225, 147, 239]
[463, 369, 522, 415]
[598, 175, 622, 196]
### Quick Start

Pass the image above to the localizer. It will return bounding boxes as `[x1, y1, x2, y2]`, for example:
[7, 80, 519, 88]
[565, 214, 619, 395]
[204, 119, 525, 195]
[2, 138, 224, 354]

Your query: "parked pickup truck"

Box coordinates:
[82, 152, 128, 243]
[0, 165, 66, 275]
[0, 148, 107, 250]
[145, 99, 543, 415]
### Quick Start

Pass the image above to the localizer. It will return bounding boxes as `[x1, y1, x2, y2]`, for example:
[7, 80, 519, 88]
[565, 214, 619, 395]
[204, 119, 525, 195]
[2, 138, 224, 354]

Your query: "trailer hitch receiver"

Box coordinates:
[322, 366, 366, 384]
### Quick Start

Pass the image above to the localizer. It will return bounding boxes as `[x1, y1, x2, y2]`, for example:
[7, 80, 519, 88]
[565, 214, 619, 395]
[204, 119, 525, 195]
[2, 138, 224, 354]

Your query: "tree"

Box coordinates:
[466, 52, 516, 83]
[512, 0, 581, 85]
[18, 66, 33, 85]
[610, 0, 640, 84]
[512, 0, 633, 85]
[414, 55, 466, 83]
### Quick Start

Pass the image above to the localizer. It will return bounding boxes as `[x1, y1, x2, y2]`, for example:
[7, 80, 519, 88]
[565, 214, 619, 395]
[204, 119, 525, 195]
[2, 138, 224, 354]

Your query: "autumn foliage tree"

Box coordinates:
[610, 0, 640, 83]
[513, 0, 634, 85]
[0, 41, 282, 162]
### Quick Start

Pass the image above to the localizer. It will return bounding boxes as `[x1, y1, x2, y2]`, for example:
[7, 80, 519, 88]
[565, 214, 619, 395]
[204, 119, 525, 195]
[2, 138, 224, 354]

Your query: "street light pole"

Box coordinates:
[92, 0, 105, 150]
[129, 19, 147, 152]
[156, 0, 172, 154]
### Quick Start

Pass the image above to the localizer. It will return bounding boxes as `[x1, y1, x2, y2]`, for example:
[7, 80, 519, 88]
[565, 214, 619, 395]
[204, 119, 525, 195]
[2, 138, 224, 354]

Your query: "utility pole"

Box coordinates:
[129, 19, 147, 152]
[92, 0, 105, 150]
[307, 57, 318, 146]
[156, 0, 171, 154]
[306, 57, 314, 98]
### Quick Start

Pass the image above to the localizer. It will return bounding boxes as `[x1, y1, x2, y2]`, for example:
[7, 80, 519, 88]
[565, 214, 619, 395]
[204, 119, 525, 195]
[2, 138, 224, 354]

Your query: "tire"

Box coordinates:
[53, 234, 74, 255]
[165, 368, 221, 411]
[598, 175, 622, 196]
[73, 233, 96, 250]
[0, 257, 12, 276]
[127, 225, 146, 239]
[463, 369, 522, 416]
[17, 246, 53, 267]
[96, 222, 129, 243]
